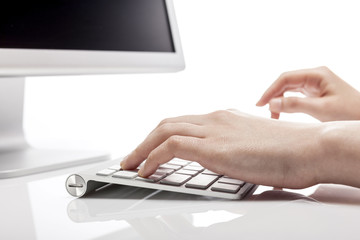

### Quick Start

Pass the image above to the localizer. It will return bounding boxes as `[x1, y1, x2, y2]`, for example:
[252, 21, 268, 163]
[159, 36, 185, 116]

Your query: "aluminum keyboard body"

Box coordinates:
[66, 157, 257, 200]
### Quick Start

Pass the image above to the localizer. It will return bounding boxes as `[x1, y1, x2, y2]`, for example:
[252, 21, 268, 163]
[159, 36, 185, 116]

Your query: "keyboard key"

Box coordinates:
[96, 169, 116, 176]
[183, 165, 204, 172]
[185, 174, 218, 189]
[157, 168, 175, 175]
[160, 174, 191, 186]
[202, 169, 221, 176]
[108, 165, 122, 171]
[176, 169, 199, 177]
[168, 158, 191, 166]
[112, 171, 138, 179]
[135, 173, 165, 183]
[218, 177, 245, 186]
[152, 171, 167, 178]
[160, 163, 182, 170]
[211, 182, 241, 193]
[188, 162, 202, 167]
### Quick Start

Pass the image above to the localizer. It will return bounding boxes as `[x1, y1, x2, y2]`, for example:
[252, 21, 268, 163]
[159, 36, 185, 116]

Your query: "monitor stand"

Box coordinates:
[0, 77, 109, 178]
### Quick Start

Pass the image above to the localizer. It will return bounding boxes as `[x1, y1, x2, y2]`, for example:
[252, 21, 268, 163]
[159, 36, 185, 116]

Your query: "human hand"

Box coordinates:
[256, 66, 360, 121]
[121, 110, 324, 189]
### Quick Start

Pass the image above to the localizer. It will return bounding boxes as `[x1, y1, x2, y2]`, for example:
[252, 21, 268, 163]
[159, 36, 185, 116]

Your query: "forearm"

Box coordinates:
[319, 121, 360, 187]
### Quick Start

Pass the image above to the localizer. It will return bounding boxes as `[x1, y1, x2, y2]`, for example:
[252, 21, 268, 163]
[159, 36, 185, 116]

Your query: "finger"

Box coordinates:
[138, 136, 204, 177]
[271, 112, 280, 119]
[121, 123, 204, 170]
[269, 93, 283, 119]
[269, 96, 323, 116]
[256, 68, 323, 106]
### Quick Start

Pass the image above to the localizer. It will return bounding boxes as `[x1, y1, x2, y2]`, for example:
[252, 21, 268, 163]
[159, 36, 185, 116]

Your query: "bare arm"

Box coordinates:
[121, 110, 360, 189]
[121, 67, 360, 189]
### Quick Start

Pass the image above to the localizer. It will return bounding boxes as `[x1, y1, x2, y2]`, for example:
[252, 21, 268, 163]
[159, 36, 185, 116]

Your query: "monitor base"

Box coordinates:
[0, 147, 109, 179]
[0, 77, 109, 179]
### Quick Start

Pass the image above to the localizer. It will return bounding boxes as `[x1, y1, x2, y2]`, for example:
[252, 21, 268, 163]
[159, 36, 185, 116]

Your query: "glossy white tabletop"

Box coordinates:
[3, 1, 360, 239]
[1, 161, 360, 240]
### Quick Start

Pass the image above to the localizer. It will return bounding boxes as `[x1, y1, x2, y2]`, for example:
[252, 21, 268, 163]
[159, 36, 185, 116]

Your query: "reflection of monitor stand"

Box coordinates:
[0, 77, 109, 178]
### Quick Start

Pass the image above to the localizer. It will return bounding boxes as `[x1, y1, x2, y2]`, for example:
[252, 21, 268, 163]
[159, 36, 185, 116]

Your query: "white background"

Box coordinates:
[24, 0, 360, 156]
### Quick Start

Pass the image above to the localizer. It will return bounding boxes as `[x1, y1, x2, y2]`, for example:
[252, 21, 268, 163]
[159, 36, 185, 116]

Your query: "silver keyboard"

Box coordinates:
[66, 157, 257, 200]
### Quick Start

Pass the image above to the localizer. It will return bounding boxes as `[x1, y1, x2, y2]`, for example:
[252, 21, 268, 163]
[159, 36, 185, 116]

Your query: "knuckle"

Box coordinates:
[166, 135, 183, 150]
[278, 71, 288, 79]
[277, 71, 292, 86]
[278, 71, 290, 81]
[211, 110, 231, 120]
[288, 98, 299, 108]
[315, 66, 332, 78]
[146, 151, 156, 162]
[158, 117, 172, 127]
[226, 108, 237, 112]
[316, 66, 330, 72]
[157, 122, 173, 136]
[284, 98, 299, 110]
[158, 118, 168, 126]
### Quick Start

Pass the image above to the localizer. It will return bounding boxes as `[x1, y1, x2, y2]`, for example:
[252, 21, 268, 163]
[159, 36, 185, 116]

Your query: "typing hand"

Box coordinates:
[121, 110, 323, 189]
[256, 66, 360, 121]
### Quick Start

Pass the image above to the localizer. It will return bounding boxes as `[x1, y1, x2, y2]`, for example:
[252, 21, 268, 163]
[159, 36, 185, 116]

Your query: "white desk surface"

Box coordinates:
[1, 161, 360, 240]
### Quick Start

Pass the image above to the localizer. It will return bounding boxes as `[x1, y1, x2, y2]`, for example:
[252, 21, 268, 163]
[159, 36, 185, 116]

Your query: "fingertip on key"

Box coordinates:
[138, 166, 146, 178]
[120, 155, 129, 169]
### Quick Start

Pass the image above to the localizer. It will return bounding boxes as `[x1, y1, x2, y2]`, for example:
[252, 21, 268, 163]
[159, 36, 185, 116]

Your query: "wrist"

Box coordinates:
[273, 121, 326, 188]
[294, 123, 327, 187]
[318, 122, 360, 187]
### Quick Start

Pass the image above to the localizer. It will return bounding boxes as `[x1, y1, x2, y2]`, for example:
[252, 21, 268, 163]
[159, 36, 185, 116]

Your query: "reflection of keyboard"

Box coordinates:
[66, 157, 257, 200]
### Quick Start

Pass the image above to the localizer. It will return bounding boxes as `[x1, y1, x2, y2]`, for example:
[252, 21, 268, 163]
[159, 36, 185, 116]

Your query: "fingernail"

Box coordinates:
[138, 166, 146, 177]
[269, 98, 282, 113]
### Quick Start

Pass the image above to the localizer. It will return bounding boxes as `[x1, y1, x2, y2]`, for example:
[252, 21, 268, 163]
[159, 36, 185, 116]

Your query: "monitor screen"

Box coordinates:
[0, 0, 175, 52]
[0, 0, 184, 178]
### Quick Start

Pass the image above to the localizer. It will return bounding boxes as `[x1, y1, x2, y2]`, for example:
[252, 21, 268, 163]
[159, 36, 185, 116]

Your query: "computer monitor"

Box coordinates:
[0, 0, 184, 178]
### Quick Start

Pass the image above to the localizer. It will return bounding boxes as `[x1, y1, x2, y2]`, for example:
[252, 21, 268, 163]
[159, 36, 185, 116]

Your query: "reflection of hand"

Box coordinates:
[251, 190, 318, 202]
[121, 110, 324, 189]
[256, 66, 360, 121]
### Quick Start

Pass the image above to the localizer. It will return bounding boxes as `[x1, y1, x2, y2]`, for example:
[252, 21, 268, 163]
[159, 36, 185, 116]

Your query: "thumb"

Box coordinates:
[269, 97, 322, 116]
